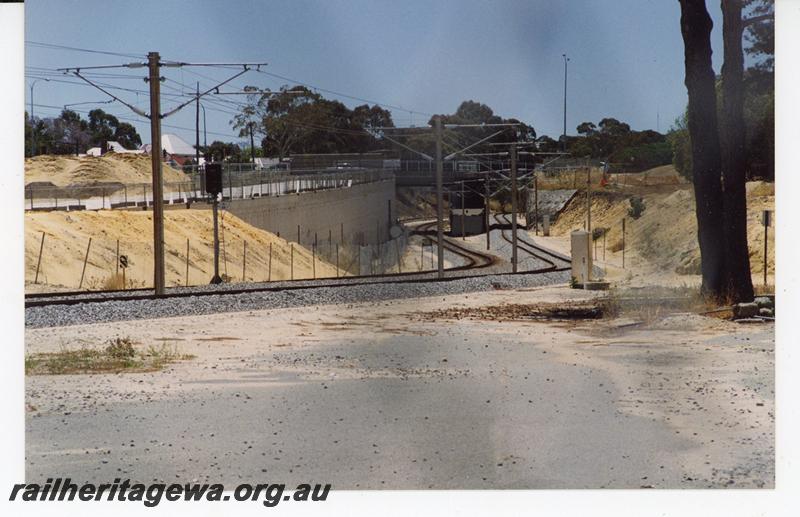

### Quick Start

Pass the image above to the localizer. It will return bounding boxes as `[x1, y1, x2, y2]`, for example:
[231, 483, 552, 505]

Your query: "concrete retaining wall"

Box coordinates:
[222, 178, 396, 246]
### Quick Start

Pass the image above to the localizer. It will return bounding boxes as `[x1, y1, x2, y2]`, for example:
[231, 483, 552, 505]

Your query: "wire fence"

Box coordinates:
[24, 169, 392, 211]
[26, 222, 416, 292]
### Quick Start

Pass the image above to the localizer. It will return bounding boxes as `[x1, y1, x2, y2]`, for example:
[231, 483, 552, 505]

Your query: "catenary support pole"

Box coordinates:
[148, 51, 166, 295]
[485, 174, 490, 250]
[534, 174, 539, 235]
[511, 143, 518, 273]
[195, 82, 200, 170]
[435, 116, 445, 279]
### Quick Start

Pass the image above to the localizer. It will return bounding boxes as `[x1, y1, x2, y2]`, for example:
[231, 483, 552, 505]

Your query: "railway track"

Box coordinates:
[25, 222, 498, 309]
[493, 214, 572, 272]
[25, 219, 571, 310]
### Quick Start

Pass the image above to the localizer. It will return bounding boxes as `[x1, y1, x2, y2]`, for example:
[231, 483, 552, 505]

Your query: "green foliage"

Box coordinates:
[612, 142, 673, 171]
[231, 85, 395, 159]
[563, 117, 667, 169]
[105, 337, 136, 359]
[667, 114, 692, 180]
[627, 197, 646, 219]
[744, 0, 774, 71]
[25, 337, 194, 375]
[25, 108, 142, 156]
[206, 140, 243, 162]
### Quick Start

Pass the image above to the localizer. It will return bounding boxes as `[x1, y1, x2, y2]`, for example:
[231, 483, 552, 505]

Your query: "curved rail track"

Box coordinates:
[493, 214, 572, 272]
[25, 221, 500, 309]
[25, 219, 571, 310]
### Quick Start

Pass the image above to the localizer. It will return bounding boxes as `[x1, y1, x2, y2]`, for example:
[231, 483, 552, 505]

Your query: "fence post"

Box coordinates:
[242, 240, 247, 282]
[395, 238, 402, 273]
[764, 213, 769, 287]
[312, 243, 316, 279]
[335, 243, 339, 278]
[268, 242, 272, 282]
[115, 239, 120, 277]
[79, 237, 92, 289]
[186, 238, 190, 287]
[622, 218, 626, 269]
[290, 243, 294, 280]
[34, 232, 45, 284]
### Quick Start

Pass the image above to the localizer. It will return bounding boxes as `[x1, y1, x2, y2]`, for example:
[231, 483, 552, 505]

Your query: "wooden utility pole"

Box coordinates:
[249, 122, 256, 165]
[195, 82, 200, 170]
[434, 116, 444, 279]
[148, 52, 166, 295]
[510, 143, 518, 273]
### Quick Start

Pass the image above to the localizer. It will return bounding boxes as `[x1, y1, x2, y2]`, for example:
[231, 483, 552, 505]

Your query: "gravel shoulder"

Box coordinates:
[25, 286, 774, 488]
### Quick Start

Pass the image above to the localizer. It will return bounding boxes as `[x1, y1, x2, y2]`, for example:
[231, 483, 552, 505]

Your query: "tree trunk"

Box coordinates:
[678, 0, 727, 298]
[720, 0, 755, 302]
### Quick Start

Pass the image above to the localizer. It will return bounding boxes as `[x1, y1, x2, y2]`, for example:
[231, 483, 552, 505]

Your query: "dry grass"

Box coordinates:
[25, 337, 194, 375]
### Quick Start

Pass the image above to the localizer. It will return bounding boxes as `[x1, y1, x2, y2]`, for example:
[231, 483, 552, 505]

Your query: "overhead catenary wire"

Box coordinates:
[25, 40, 146, 59]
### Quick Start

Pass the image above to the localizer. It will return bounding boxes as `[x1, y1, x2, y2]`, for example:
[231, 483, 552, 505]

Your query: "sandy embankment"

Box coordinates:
[25, 210, 339, 290]
[546, 174, 775, 288]
[25, 153, 189, 186]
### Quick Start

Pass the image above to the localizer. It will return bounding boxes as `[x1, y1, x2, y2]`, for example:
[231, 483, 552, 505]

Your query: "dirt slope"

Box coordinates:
[550, 181, 775, 285]
[25, 153, 189, 186]
[26, 210, 339, 291]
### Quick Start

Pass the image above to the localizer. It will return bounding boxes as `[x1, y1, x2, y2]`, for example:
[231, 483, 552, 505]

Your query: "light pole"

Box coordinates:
[29, 78, 49, 156]
[562, 53, 569, 152]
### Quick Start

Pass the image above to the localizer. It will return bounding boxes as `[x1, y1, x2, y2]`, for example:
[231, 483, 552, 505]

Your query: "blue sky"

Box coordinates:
[25, 0, 726, 147]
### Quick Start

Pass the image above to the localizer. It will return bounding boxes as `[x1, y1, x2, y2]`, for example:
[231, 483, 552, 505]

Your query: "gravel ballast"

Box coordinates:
[26, 270, 569, 328]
